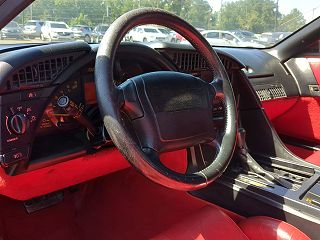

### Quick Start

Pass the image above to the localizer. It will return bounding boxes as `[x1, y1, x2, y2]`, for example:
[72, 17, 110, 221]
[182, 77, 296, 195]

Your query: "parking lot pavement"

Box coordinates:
[0, 39, 181, 45]
[0, 39, 79, 44]
[0, 39, 49, 44]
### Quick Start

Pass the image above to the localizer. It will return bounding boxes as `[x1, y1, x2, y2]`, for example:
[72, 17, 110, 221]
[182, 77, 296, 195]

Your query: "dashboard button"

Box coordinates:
[20, 90, 42, 100]
[0, 147, 29, 167]
[9, 113, 30, 135]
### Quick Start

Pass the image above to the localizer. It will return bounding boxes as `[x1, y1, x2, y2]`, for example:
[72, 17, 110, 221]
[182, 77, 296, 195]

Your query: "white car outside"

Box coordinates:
[181, 30, 264, 48]
[127, 26, 167, 43]
[41, 21, 74, 41]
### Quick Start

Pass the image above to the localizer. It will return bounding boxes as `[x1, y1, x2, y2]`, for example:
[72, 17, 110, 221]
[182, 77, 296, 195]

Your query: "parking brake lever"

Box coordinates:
[237, 128, 292, 189]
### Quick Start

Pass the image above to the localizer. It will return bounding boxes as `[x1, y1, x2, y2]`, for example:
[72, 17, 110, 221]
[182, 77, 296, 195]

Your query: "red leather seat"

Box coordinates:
[152, 206, 310, 240]
[239, 216, 310, 240]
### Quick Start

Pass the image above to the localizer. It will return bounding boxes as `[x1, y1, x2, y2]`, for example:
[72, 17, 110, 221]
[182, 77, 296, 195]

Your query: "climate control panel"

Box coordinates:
[0, 87, 55, 168]
[7, 112, 30, 135]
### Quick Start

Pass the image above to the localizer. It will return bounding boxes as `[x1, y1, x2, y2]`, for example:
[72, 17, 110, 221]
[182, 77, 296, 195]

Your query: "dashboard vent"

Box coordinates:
[173, 51, 207, 72]
[171, 51, 234, 72]
[256, 85, 287, 101]
[10, 53, 81, 90]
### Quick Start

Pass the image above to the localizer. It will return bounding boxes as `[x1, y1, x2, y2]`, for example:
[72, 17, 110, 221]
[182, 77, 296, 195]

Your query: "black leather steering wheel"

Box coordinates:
[95, 8, 237, 191]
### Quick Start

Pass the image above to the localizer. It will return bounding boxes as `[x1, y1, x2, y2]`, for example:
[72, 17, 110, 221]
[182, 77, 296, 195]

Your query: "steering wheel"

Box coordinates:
[95, 8, 237, 191]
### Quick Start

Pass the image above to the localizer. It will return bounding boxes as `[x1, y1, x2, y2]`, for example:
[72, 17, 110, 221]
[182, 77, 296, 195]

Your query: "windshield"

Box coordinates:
[5, 22, 18, 28]
[1, 0, 319, 48]
[50, 23, 68, 29]
[158, 28, 170, 34]
[25, 22, 37, 26]
[144, 28, 158, 33]
[97, 26, 108, 32]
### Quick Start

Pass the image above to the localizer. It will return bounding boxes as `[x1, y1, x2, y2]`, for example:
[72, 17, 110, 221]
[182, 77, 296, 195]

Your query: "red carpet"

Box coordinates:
[0, 168, 243, 240]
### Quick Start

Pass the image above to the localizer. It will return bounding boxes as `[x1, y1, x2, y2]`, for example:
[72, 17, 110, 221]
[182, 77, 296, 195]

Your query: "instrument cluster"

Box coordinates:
[38, 78, 84, 134]
[36, 58, 147, 139]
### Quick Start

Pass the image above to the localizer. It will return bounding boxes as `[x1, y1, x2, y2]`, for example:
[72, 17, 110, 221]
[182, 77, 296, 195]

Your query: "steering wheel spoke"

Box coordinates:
[210, 77, 224, 98]
[187, 145, 207, 173]
[118, 80, 144, 120]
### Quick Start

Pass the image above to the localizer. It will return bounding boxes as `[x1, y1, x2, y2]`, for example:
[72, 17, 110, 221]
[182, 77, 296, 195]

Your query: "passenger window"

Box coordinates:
[222, 33, 235, 41]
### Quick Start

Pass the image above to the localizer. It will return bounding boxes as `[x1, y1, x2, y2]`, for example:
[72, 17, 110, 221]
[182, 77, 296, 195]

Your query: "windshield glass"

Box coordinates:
[1, 0, 319, 47]
[97, 26, 108, 32]
[50, 23, 68, 29]
[5, 22, 18, 28]
[25, 22, 37, 26]
[158, 28, 170, 34]
[144, 28, 158, 33]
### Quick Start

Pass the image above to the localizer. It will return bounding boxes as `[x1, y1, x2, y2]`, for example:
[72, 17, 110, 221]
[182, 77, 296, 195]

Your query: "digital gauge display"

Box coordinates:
[84, 81, 96, 105]
[83, 59, 145, 105]
[38, 78, 84, 133]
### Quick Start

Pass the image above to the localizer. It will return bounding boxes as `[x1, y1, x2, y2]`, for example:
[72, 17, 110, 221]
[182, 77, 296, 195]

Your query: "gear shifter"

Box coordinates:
[237, 128, 292, 189]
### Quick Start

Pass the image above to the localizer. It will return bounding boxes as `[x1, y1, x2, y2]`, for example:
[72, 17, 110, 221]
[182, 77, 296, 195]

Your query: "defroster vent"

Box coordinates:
[9, 53, 81, 90]
[170, 51, 234, 73]
[173, 51, 207, 72]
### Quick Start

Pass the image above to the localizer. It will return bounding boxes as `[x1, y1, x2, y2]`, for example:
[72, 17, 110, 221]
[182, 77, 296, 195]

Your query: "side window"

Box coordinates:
[206, 32, 219, 39]
[223, 33, 236, 41]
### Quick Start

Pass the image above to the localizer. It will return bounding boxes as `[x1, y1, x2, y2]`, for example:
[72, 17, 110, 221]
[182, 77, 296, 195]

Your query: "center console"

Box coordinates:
[191, 107, 320, 240]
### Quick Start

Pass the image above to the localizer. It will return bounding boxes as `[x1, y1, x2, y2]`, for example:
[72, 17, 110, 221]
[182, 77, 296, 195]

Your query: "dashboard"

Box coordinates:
[0, 41, 297, 176]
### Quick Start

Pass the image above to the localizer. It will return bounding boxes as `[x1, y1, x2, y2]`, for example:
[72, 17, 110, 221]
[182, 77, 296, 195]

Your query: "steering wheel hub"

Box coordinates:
[122, 71, 217, 153]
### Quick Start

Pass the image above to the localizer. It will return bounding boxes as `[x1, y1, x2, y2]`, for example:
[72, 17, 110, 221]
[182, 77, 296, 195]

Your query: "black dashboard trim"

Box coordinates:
[0, 40, 304, 175]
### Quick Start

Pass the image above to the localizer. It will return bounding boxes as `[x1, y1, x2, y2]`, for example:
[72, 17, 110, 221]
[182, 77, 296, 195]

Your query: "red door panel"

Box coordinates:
[308, 58, 320, 85]
[263, 57, 320, 145]
[262, 97, 298, 121]
[263, 97, 320, 144]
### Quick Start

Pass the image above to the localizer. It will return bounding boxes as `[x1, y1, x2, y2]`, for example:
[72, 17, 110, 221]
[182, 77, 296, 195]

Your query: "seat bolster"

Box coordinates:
[238, 216, 311, 240]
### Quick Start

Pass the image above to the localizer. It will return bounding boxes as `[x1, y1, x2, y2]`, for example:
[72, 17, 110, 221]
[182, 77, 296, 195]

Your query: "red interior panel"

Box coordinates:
[305, 150, 320, 166]
[308, 58, 320, 85]
[0, 148, 187, 200]
[262, 97, 298, 121]
[263, 97, 320, 144]
[285, 144, 316, 160]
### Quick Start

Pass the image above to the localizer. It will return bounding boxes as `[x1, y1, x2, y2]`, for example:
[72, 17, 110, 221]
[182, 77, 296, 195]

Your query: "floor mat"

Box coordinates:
[0, 169, 217, 240]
